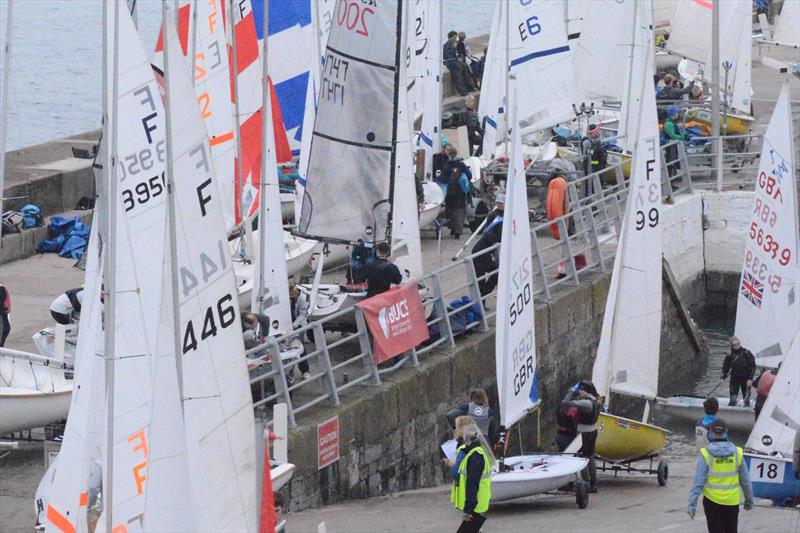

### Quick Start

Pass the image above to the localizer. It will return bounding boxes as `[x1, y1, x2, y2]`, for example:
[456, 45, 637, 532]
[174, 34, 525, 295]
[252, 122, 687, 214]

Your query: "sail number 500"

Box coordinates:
[509, 282, 532, 326]
[335, 0, 374, 36]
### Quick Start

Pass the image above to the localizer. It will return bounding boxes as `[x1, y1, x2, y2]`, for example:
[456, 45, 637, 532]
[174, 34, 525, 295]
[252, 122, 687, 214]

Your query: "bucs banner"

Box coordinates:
[356, 282, 429, 364]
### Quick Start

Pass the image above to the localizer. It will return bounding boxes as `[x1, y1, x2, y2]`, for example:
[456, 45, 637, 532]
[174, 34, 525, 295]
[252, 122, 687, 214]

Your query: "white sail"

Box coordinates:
[98, 1, 172, 529]
[653, 0, 680, 30]
[746, 330, 800, 456]
[419, 0, 442, 180]
[42, 217, 105, 533]
[392, 13, 423, 281]
[772, 0, 800, 47]
[728, 2, 752, 115]
[479, 0, 506, 158]
[299, 0, 404, 243]
[593, 1, 662, 402]
[252, 15, 292, 333]
[495, 78, 538, 428]
[734, 84, 799, 369]
[508, 0, 579, 133]
[666, 0, 711, 63]
[146, 8, 258, 530]
[572, 0, 635, 103]
[409, 0, 428, 121]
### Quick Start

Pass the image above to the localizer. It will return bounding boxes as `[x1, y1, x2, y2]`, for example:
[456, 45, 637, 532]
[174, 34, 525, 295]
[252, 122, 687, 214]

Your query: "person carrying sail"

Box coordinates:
[450, 424, 494, 533]
[719, 336, 756, 407]
[446, 388, 500, 446]
[471, 194, 504, 298]
[562, 381, 600, 493]
[687, 419, 755, 532]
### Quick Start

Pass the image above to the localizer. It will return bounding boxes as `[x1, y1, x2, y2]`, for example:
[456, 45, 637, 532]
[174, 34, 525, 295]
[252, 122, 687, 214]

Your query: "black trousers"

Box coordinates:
[665, 143, 679, 177]
[703, 497, 739, 533]
[729, 379, 748, 406]
[0, 313, 9, 347]
[50, 310, 72, 326]
[456, 513, 486, 533]
[579, 430, 598, 487]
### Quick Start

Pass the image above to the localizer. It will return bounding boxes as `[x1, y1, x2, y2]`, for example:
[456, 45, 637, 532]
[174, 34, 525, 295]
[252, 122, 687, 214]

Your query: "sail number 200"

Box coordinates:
[335, 0, 374, 37]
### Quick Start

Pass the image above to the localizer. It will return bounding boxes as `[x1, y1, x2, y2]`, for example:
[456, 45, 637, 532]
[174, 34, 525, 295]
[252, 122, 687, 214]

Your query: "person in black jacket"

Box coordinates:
[462, 95, 483, 156]
[365, 242, 402, 297]
[441, 146, 472, 238]
[720, 336, 756, 406]
[0, 283, 10, 347]
[471, 197, 504, 297]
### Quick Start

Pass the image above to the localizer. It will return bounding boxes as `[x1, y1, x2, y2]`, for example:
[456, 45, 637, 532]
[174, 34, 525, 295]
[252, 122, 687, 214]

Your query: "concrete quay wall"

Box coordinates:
[283, 266, 708, 511]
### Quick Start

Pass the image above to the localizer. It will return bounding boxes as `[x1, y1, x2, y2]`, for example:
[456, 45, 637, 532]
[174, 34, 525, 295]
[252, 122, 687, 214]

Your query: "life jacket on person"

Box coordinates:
[700, 446, 743, 506]
[556, 403, 578, 435]
[756, 371, 776, 398]
[577, 397, 599, 432]
[451, 446, 492, 514]
[467, 403, 491, 437]
[65, 288, 83, 314]
[546, 176, 568, 240]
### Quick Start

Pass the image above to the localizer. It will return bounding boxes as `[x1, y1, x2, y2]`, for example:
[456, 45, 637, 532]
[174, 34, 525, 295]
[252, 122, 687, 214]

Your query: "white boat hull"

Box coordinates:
[271, 462, 296, 491]
[300, 284, 366, 329]
[491, 454, 588, 503]
[656, 396, 755, 432]
[0, 387, 72, 434]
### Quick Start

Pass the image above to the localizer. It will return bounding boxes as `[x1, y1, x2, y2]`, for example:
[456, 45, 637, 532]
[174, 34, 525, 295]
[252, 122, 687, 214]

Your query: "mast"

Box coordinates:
[434, 0, 443, 157]
[503, 0, 510, 154]
[190, 0, 198, 87]
[162, 0, 186, 408]
[621, 0, 640, 151]
[313, 0, 323, 81]
[228, 0, 245, 227]
[256, 0, 269, 315]
[711, 0, 722, 191]
[0, 0, 13, 244]
[385, 0, 404, 243]
[102, 1, 121, 529]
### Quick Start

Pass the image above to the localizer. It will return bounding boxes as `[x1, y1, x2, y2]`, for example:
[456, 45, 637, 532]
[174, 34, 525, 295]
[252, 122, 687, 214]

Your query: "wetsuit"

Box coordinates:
[563, 390, 599, 491]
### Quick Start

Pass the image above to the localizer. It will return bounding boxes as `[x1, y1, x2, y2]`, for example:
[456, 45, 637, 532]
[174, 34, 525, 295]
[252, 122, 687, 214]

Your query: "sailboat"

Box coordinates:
[759, 0, 800, 48]
[743, 330, 800, 505]
[590, 0, 670, 481]
[297, 0, 425, 327]
[658, 83, 799, 432]
[490, 76, 589, 506]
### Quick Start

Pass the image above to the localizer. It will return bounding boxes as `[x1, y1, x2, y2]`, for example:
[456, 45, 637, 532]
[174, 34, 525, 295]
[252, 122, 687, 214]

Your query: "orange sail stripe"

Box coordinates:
[79, 492, 89, 507]
[210, 131, 235, 146]
[46, 505, 76, 533]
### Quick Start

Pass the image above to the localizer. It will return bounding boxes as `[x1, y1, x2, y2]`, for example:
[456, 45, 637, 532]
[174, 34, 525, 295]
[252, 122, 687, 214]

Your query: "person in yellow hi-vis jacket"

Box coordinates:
[451, 424, 494, 533]
[687, 419, 755, 533]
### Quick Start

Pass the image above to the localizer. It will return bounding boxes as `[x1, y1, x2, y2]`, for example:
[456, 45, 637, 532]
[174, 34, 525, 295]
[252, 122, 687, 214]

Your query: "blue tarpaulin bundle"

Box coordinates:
[37, 216, 91, 259]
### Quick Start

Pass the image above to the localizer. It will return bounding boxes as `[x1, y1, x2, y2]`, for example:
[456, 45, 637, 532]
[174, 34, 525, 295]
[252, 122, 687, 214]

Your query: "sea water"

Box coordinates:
[0, 0, 494, 151]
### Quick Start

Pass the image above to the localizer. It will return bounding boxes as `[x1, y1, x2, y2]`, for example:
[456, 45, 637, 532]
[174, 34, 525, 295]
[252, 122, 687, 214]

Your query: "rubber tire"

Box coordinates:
[575, 480, 589, 509]
[657, 460, 669, 487]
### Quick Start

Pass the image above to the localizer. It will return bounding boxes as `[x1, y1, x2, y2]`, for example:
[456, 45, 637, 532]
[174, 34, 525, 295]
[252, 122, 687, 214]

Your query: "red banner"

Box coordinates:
[356, 281, 429, 364]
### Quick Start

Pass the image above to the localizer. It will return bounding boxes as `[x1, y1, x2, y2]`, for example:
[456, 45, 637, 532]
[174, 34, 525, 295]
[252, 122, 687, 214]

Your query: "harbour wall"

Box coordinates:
[283, 190, 758, 511]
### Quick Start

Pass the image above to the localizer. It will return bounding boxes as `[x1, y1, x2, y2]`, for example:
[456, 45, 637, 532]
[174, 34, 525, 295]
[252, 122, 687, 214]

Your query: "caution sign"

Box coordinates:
[318, 416, 340, 470]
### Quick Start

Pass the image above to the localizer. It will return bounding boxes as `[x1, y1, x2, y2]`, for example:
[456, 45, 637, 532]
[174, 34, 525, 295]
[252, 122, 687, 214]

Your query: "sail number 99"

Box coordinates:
[635, 208, 659, 230]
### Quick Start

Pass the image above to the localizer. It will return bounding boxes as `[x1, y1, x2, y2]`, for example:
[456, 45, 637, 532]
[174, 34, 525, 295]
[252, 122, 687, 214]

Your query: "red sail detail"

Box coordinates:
[155, 3, 191, 54]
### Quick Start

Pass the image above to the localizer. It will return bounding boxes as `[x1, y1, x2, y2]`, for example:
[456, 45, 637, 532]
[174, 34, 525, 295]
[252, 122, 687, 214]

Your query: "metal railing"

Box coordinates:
[249, 142, 698, 427]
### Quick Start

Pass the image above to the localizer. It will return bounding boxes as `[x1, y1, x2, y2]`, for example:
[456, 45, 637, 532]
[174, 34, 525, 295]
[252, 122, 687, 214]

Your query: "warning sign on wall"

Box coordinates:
[318, 416, 340, 470]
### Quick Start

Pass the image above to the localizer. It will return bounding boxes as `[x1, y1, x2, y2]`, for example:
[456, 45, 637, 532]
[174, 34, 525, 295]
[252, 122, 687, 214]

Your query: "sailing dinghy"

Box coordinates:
[590, 0, 669, 483]
[658, 84, 799, 432]
[489, 77, 588, 507]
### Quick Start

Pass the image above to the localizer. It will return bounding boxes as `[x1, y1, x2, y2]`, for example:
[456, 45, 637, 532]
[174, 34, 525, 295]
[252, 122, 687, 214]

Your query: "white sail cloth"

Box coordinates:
[419, 0, 442, 179]
[772, 0, 800, 47]
[495, 78, 538, 428]
[734, 84, 799, 369]
[478, 0, 506, 158]
[592, 1, 663, 402]
[143, 8, 258, 530]
[299, 0, 402, 243]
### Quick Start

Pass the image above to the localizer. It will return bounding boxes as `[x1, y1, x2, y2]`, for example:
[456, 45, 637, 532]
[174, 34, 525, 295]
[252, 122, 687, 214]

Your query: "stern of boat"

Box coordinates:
[595, 413, 667, 462]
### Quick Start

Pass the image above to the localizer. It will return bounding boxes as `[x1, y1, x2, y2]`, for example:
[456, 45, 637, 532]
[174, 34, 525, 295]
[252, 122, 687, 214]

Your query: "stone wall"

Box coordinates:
[662, 193, 705, 310]
[701, 191, 752, 274]
[283, 269, 708, 511]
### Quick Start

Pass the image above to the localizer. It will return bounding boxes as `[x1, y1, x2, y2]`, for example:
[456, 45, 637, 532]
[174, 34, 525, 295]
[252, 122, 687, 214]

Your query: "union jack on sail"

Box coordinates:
[740, 271, 765, 308]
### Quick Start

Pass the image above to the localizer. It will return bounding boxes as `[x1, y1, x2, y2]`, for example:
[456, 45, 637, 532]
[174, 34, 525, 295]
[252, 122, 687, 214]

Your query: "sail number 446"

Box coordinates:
[183, 293, 236, 354]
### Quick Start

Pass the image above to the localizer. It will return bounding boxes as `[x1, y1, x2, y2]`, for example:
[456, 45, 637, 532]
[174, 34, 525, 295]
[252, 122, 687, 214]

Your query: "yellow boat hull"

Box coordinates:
[595, 413, 668, 462]
[555, 147, 632, 177]
[684, 108, 754, 136]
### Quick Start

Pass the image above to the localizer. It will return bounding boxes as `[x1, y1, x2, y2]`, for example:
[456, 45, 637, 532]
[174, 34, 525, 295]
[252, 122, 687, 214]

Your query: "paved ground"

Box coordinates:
[286, 456, 799, 533]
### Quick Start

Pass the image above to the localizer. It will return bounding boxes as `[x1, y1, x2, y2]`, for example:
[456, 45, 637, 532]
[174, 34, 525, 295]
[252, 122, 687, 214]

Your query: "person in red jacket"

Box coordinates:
[752, 363, 780, 419]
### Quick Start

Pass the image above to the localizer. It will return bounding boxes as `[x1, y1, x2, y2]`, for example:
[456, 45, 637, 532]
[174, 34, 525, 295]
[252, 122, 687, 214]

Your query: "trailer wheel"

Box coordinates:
[575, 480, 589, 509]
[657, 460, 669, 487]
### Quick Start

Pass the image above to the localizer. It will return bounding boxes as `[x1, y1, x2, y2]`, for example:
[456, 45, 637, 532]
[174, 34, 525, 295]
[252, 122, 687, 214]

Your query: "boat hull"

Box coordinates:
[685, 108, 754, 135]
[656, 396, 754, 432]
[743, 454, 800, 505]
[595, 413, 667, 462]
[0, 387, 72, 434]
[491, 454, 588, 503]
[271, 462, 296, 492]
